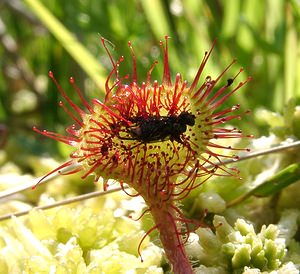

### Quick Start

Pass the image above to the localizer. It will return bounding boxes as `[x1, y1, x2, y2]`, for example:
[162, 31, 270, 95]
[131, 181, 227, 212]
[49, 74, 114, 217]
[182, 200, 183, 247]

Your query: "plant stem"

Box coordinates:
[150, 204, 194, 274]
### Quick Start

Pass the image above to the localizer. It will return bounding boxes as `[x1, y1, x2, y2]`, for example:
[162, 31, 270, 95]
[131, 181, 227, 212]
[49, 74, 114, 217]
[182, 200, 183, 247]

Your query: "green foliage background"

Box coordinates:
[1, 0, 300, 161]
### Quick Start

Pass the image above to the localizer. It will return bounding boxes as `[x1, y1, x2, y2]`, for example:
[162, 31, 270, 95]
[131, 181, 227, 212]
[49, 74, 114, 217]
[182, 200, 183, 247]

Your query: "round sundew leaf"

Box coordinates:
[28, 30, 251, 273]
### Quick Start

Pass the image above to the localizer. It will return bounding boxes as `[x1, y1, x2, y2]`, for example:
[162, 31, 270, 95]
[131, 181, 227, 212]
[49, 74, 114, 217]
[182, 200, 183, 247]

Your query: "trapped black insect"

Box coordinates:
[124, 112, 196, 144]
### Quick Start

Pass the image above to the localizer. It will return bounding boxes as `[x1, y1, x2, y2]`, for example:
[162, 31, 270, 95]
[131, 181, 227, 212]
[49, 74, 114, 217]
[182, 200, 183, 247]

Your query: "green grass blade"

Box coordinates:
[24, 0, 106, 95]
[252, 163, 300, 197]
[141, 0, 171, 38]
[221, 0, 240, 38]
[228, 163, 300, 207]
[284, 3, 298, 102]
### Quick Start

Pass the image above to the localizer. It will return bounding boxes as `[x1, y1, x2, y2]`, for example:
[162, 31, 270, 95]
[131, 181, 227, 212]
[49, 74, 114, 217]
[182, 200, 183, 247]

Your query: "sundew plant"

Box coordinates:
[1, 1, 300, 274]
[33, 36, 251, 274]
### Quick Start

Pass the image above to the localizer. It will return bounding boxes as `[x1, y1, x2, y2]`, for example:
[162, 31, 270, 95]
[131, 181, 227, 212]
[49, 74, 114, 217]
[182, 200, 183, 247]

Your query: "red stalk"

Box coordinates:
[150, 204, 194, 274]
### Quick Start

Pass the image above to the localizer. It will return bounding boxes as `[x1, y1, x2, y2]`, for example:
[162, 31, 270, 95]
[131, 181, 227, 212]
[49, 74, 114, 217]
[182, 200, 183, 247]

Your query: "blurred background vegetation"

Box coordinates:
[1, 2, 300, 273]
[1, 0, 300, 168]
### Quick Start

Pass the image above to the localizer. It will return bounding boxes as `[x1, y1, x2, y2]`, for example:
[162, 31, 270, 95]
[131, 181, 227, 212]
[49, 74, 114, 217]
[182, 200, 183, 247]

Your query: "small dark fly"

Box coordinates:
[120, 111, 196, 144]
